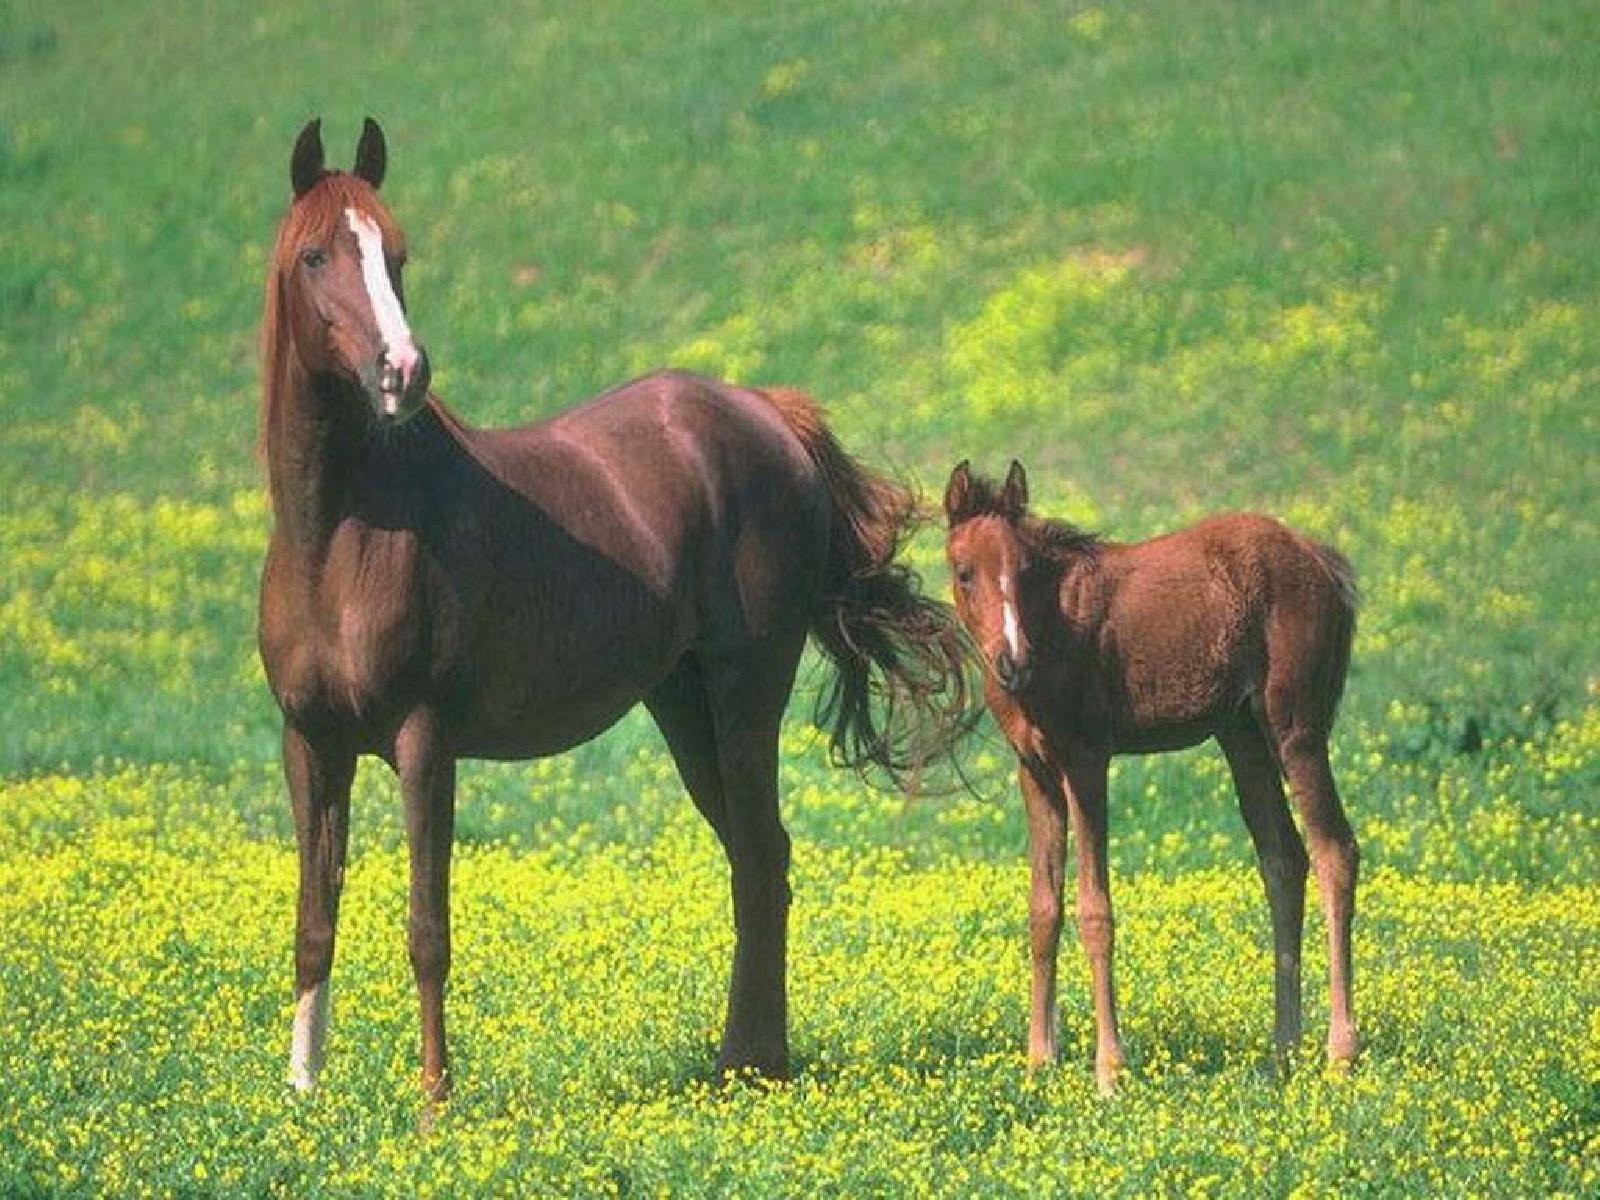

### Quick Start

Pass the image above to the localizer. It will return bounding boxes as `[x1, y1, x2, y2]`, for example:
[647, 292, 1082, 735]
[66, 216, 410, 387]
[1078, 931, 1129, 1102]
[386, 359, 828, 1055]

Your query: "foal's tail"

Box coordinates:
[757, 388, 978, 790]
[1305, 537, 1359, 719]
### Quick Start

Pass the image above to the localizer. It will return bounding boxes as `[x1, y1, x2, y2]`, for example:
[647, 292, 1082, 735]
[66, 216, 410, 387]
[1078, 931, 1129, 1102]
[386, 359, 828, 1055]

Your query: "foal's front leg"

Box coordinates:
[1019, 761, 1067, 1067]
[396, 709, 456, 1104]
[1062, 750, 1125, 1093]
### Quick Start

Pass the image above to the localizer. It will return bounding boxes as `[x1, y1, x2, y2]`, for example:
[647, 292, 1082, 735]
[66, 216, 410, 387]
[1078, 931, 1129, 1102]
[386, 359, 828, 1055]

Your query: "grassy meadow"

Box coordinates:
[1, 0, 1597, 1194]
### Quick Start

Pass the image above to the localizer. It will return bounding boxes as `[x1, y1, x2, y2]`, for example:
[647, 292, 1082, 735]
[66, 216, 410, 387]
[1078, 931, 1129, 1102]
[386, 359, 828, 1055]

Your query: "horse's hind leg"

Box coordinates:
[698, 634, 806, 1080]
[645, 656, 729, 846]
[1219, 723, 1309, 1062]
[1262, 696, 1359, 1067]
[284, 724, 355, 1093]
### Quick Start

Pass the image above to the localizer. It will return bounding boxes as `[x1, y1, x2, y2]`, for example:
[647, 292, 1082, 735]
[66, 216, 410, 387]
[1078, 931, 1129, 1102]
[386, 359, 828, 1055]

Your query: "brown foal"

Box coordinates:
[944, 460, 1359, 1091]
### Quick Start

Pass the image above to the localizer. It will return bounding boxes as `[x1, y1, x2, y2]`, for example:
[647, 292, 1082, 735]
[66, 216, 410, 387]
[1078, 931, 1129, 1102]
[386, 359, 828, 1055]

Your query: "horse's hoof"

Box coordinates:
[715, 1053, 791, 1087]
[417, 1096, 448, 1136]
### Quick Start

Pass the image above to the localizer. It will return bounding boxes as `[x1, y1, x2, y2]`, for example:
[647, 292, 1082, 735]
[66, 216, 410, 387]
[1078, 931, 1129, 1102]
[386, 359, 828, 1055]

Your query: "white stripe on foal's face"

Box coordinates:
[1000, 573, 1022, 657]
[344, 207, 418, 408]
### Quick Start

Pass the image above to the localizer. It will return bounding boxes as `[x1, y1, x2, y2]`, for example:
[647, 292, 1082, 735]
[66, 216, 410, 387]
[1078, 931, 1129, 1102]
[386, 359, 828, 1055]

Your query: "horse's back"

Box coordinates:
[428, 372, 833, 752]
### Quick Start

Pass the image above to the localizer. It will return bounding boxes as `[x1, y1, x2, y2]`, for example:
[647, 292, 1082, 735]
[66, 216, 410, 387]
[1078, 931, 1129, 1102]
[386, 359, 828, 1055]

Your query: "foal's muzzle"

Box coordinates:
[995, 648, 1032, 695]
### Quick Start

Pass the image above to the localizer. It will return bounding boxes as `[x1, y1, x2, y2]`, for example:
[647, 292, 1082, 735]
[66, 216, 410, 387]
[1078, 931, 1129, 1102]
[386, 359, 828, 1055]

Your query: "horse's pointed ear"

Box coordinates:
[944, 460, 973, 526]
[354, 117, 387, 189]
[1001, 459, 1029, 516]
[291, 119, 326, 198]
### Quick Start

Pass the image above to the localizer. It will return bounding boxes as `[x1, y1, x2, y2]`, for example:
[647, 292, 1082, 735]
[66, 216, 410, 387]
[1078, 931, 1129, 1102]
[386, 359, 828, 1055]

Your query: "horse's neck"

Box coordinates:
[265, 370, 396, 554]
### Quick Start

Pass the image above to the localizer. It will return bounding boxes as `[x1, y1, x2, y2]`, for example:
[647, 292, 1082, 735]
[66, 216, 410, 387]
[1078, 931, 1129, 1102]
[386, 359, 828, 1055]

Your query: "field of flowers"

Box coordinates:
[2, 0, 1596, 1195]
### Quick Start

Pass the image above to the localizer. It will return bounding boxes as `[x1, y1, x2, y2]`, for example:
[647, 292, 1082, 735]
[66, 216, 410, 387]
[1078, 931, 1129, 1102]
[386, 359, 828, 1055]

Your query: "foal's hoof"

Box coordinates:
[1094, 1058, 1127, 1096]
[1327, 1026, 1361, 1074]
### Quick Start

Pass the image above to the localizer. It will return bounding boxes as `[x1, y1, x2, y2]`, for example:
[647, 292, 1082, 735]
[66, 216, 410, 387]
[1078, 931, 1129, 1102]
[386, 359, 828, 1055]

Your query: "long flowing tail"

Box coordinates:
[758, 389, 978, 789]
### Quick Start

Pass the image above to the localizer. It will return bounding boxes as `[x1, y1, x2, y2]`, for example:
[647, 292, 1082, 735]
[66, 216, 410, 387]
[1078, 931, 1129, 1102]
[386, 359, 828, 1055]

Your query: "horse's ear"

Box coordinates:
[944, 460, 974, 526]
[1001, 459, 1029, 517]
[291, 118, 326, 198]
[353, 117, 387, 189]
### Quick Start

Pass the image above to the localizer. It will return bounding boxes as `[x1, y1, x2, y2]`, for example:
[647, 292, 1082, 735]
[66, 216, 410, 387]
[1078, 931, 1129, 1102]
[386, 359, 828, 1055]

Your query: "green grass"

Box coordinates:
[1, 0, 1596, 1194]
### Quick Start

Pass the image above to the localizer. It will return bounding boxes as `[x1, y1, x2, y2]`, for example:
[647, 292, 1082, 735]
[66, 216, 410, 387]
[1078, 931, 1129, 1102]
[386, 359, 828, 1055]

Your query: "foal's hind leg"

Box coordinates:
[698, 634, 807, 1080]
[1219, 724, 1309, 1062]
[1264, 706, 1359, 1067]
[284, 724, 355, 1093]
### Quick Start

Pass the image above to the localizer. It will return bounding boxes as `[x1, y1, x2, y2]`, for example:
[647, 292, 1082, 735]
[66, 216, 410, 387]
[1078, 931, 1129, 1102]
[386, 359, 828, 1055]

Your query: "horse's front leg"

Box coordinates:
[1019, 760, 1067, 1068]
[396, 708, 456, 1104]
[1062, 750, 1125, 1093]
[285, 723, 355, 1093]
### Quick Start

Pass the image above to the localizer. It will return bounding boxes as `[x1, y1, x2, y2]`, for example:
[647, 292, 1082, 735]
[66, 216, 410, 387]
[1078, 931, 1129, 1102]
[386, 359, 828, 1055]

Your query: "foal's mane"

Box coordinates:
[952, 473, 1101, 563]
[1019, 515, 1102, 562]
[259, 173, 407, 460]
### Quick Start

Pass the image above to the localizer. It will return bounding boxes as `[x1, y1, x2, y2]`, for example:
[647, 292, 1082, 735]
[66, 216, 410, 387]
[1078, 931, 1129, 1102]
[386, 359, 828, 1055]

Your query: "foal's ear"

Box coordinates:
[943, 460, 974, 526]
[353, 117, 387, 189]
[291, 118, 326, 198]
[1000, 459, 1029, 517]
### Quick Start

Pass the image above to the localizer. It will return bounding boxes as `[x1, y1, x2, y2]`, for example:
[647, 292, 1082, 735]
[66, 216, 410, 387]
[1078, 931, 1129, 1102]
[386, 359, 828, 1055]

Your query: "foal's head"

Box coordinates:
[265, 118, 430, 423]
[943, 459, 1041, 695]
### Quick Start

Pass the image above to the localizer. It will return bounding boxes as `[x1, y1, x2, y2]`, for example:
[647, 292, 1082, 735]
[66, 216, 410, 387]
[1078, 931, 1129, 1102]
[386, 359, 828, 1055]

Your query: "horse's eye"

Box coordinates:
[300, 247, 328, 269]
[955, 564, 975, 589]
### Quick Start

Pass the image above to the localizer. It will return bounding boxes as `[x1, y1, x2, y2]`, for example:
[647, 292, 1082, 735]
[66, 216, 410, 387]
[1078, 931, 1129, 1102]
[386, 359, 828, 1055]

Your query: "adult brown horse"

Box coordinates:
[258, 118, 970, 1103]
[943, 460, 1359, 1091]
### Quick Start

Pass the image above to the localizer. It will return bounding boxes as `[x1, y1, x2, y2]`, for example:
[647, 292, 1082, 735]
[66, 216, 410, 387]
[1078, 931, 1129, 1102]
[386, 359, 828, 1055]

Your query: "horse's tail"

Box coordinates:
[1305, 536, 1359, 719]
[757, 388, 978, 790]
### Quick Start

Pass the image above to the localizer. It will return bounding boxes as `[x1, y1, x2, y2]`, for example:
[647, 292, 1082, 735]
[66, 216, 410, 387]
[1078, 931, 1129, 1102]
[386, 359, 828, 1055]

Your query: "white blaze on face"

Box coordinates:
[288, 981, 330, 1093]
[1000, 572, 1022, 657]
[344, 207, 418, 408]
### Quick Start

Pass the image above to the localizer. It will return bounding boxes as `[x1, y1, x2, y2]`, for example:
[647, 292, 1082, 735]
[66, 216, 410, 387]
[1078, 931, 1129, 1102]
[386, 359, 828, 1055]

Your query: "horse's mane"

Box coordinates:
[259, 173, 406, 461]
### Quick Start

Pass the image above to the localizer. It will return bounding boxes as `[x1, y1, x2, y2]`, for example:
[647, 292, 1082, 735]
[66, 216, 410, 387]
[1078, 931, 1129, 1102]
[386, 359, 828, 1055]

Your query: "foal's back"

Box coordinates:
[1076, 513, 1354, 749]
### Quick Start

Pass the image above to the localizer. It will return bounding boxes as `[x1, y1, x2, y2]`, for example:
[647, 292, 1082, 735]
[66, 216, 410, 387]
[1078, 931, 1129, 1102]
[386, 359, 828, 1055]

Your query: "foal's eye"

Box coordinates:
[955, 565, 975, 589]
[300, 247, 328, 269]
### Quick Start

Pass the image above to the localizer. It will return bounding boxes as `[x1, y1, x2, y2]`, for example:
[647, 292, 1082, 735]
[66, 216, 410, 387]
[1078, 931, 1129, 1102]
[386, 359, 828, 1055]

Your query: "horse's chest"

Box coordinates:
[262, 532, 446, 724]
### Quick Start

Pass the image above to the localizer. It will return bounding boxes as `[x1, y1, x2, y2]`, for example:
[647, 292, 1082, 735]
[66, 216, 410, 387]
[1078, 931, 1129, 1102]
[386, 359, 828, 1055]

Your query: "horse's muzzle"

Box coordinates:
[376, 344, 430, 421]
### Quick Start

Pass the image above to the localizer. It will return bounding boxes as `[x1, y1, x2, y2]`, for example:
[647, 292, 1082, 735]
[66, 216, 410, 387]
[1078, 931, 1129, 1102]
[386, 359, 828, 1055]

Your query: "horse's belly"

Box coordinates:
[452, 663, 669, 759]
[449, 612, 686, 759]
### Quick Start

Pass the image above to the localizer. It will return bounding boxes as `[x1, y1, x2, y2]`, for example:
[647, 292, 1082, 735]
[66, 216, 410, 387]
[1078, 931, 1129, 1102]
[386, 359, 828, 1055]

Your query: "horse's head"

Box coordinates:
[944, 459, 1037, 695]
[269, 118, 430, 423]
